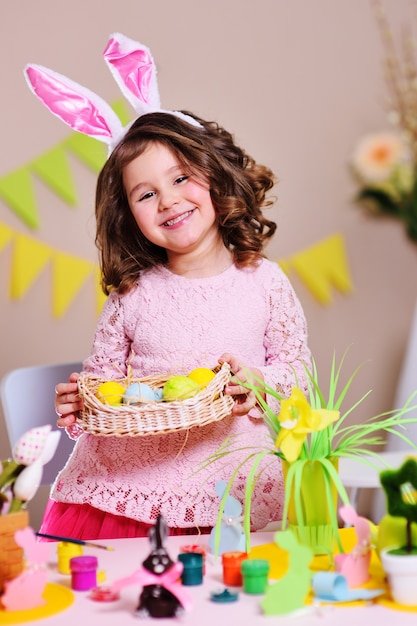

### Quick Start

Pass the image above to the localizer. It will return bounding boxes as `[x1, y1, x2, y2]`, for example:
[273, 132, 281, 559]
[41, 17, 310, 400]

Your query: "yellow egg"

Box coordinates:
[162, 376, 201, 402]
[95, 381, 126, 406]
[188, 367, 216, 388]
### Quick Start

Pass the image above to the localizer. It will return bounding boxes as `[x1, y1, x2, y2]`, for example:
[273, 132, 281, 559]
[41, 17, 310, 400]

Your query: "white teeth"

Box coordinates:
[163, 210, 193, 227]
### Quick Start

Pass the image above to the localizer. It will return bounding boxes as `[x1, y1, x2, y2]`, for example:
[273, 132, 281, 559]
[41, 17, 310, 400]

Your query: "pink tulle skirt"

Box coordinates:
[38, 499, 211, 540]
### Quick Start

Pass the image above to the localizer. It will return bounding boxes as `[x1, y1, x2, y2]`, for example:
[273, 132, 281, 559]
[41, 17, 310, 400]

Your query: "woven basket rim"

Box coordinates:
[76, 362, 234, 437]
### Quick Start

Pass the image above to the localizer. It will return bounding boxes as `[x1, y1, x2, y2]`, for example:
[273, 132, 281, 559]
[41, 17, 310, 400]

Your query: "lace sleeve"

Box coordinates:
[257, 266, 311, 414]
[82, 292, 133, 378]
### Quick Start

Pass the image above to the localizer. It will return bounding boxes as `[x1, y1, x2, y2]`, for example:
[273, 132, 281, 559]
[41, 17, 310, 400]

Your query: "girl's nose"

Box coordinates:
[159, 186, 180, 210]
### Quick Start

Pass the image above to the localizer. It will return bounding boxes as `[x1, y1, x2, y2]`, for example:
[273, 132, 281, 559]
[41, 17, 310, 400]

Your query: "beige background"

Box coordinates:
[1, 0, 416, 528]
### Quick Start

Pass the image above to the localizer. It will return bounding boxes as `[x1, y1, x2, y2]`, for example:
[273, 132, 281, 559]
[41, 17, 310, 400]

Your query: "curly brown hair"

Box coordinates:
[95, 111, 277, 294]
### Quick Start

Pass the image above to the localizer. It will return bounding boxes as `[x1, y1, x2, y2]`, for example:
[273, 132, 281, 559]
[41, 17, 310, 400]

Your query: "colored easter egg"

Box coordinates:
[188, 367, 216, 387]
[162, 376, 201, 402]
[124, 382, 158, 405]
[95, 381, 126, 406]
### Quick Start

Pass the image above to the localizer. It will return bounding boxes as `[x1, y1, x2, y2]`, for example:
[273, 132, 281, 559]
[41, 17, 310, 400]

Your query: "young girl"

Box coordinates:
[29, 36, 312, 540]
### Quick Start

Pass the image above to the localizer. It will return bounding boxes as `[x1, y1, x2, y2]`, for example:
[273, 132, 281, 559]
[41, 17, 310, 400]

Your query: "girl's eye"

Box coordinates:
[175, 175, 189, 185]
[139, 191, 156, 202]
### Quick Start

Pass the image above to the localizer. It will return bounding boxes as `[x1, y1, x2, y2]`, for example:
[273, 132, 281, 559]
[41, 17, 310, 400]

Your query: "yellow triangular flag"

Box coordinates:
[65, 133, 107, 173]
[290, 234, 353, 305]
[0, 167, 39, 229]
[94, 265, 108, 317]
[51, 252, 93, 317]
[0, 222, 14, 252]
[10, 233, 52, 299]
[277, 259, 291, 276]
[30, 144, 78, 205]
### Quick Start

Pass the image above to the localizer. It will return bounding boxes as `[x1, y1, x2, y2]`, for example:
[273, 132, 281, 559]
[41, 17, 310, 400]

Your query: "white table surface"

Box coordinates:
[2, 531, 416, 625]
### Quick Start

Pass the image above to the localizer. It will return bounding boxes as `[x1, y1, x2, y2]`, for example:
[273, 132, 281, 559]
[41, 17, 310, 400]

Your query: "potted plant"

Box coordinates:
[379, 458, 417, 606]
[204, 351, 417, 556]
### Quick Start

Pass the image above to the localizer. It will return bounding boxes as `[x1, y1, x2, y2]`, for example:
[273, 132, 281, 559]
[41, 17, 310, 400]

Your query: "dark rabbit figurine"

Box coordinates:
[136, 514, 184, 618]
[110, 514, 192, 618]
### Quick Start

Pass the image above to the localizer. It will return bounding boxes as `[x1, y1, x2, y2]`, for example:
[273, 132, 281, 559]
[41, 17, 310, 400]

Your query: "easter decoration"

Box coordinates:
[379, 458, 417, 606]
[260, 530, 313, 616]
[77, 361, 233, 437]
[205, 350, 417, 556]
[333, 505, 373, 587]
[0, 425, 71, 617]
[208, 480, 245, 555]
[110, 515, 193, 618]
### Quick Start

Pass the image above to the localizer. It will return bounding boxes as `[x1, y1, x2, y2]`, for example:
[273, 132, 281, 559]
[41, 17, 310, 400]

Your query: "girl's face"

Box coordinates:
[123, 143, 219, 260]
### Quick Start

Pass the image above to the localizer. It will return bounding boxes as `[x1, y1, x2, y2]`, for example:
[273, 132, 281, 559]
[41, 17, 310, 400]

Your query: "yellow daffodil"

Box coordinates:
[275, 388, 339, 463]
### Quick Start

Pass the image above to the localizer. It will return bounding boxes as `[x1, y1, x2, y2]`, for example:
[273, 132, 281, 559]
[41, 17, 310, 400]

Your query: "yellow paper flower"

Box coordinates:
[275, 388, 339, 463]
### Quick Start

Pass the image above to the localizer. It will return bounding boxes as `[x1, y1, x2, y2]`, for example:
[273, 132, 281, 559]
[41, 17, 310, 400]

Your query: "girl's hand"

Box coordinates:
[218, 353, 265, 416]
[55, 372, 82, 427]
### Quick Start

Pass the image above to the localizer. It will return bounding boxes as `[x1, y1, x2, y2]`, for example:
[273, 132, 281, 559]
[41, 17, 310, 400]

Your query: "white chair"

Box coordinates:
[0, 361, 82, 486]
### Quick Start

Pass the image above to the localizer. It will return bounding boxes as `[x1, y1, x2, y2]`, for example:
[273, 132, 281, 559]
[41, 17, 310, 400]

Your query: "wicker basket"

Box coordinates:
[76, 362, 234, 437]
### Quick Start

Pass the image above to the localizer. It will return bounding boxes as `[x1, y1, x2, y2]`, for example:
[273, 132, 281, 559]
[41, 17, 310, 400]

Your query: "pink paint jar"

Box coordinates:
[70, 555, 98, 591]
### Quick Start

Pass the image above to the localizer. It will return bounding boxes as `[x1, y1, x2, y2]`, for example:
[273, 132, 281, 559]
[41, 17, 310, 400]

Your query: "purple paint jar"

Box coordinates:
[70, 555, 98, 591]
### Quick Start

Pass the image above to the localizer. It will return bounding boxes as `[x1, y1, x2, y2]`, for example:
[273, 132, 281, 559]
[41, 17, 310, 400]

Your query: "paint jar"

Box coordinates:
[179, 544, 206, 574]
[178, 552, 203, 586]
[222, 551, 248, 586]
[70, 555, 98, 591]
[241, 559, 269, 594]
[57, 542, 83, 575]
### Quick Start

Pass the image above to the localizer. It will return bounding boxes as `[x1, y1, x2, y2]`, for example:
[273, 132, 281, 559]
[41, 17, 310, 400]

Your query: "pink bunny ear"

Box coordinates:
[24, 63, 125, 150]
[103, 32, 202, 128]
[103, 32, 160, 115]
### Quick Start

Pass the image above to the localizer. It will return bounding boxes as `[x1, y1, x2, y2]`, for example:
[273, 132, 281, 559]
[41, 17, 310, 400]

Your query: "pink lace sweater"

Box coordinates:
[52, 259, 311, 530]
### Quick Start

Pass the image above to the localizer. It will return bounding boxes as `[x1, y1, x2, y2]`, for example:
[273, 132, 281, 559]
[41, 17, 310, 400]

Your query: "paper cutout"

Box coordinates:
[0, 222, 13, 252]
[260, 530, 313, 616]
[289, 233, 353, 304]
[51, 252, 93, 317]
[312, 571, 384, 603]
[0, 168, 39, 229]
[10, 233, 51, 299]
[209, 480, 245, 555]
[31, 145, 78, 206]
[334, 505, 372, 587]
[1, 527, 50, 611]
[64, 133, 107, 173]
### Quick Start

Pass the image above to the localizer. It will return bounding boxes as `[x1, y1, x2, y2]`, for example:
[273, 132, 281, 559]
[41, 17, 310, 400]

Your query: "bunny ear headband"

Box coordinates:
[24, 32, 201, 155]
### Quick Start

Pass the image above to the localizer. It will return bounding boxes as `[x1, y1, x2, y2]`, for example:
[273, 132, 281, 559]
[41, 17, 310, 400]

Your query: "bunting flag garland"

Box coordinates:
[0, 221, 353, 319]
[0, 99, 132, 229]
[10, 233, 51, 299]
[0, 98, 353, 315]
[0, 167, 39, 229]
[288, 233, 353, 304]
[30, 145, 78, 206]
[0, 221, 106, 318]
[51, 252, 93, 317]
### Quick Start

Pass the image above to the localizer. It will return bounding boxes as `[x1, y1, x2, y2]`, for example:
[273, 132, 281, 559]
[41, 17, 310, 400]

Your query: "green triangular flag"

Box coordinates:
[111, 99, 133, 125]
[65, 134, 107, 173]
[30, 144, 78, 206]
[0, 168, 39, 229]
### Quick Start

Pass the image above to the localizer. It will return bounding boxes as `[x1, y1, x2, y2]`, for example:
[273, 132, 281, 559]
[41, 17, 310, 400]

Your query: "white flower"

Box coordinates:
[12, 461, 43, 503]
[351, 131, 412, 184]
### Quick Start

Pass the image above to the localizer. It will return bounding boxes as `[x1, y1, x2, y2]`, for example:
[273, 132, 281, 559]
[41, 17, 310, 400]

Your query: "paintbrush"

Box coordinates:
[36, 531, 114, 550]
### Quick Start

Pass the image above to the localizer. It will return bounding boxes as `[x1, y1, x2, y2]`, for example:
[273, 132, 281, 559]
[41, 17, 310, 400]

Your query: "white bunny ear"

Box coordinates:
[103, 32, 160, 115]
[24, 63, 125, 149]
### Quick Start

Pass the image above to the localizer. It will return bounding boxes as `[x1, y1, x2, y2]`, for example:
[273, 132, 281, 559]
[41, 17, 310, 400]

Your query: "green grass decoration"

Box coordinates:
[204, 349, 417, 555]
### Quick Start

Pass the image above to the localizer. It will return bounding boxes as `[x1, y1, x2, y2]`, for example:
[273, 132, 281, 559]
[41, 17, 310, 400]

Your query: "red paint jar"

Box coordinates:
[222, 551, 248, 586]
